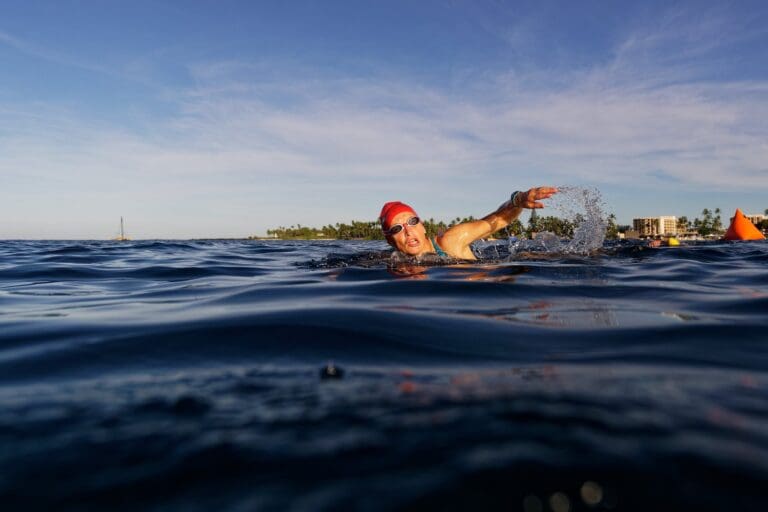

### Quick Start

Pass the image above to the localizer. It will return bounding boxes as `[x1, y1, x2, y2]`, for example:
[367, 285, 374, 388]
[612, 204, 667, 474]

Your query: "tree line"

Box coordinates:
[256, 207, 767, 240]
[261, 213, 580, 240]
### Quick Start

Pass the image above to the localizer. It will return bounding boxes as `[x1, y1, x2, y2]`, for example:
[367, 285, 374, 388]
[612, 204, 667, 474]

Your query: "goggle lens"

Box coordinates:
[385, 216, 420, 236]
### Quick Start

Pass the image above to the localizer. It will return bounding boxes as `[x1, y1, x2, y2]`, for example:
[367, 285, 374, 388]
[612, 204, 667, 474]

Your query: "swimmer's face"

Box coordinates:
[385, 211, 430, 256]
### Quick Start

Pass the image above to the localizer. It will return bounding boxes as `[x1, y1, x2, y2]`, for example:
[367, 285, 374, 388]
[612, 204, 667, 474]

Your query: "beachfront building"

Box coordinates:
[632, 216, 678, 237]
[745, 214, 766, 226]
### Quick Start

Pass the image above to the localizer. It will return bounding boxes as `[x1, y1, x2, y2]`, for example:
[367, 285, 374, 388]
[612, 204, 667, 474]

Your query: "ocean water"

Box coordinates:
[1, 238, 767, 511]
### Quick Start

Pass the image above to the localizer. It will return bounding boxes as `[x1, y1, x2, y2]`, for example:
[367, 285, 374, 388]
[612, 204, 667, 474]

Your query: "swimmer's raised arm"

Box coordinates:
[437, 187, 558, 259]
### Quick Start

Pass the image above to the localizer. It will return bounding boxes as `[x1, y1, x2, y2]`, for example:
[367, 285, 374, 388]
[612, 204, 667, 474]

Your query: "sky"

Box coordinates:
[1, 0, 767, 239]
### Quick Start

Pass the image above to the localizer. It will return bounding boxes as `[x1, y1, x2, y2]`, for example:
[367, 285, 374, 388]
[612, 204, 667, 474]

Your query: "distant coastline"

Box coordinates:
[255, 208, 768, 241]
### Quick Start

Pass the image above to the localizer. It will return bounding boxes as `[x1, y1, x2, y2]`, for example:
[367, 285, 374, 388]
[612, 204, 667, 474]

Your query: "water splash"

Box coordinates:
[507, 186, 607, 256]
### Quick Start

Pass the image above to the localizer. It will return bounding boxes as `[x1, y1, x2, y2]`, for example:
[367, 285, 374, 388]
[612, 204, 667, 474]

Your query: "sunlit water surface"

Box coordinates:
[1, 239, 767, 511]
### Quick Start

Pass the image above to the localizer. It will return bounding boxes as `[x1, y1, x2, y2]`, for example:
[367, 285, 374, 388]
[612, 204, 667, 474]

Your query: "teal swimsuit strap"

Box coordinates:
[431, 237, 448, 257]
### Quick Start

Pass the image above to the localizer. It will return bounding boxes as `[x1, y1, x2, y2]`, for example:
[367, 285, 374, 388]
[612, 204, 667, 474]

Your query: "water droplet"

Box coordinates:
[320, 362, 344, 379]
[580, 481, 603, 506]
[523, 494, 543, 512]
[508, 186, 607, 256]
[549, 491, 571, 512]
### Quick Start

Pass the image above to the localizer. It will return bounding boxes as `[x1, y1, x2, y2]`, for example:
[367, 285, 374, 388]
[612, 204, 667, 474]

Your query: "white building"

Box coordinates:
[632, 216, 678, 237]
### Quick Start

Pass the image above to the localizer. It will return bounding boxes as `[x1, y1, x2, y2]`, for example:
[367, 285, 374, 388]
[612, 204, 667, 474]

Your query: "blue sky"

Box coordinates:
[2, 0, 767, 238]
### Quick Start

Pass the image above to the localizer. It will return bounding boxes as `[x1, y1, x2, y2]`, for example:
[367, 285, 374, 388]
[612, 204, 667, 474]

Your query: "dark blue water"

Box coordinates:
[1, 239, 767, 511]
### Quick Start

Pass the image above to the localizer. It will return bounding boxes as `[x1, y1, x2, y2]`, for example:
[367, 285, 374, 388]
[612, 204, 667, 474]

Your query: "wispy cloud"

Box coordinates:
[4, 68, 766, 190]
[0, 28, 180, 93]
[155, 66, 768, 189]
[614, 5, 768, 67]
[0, 29, 117, 78]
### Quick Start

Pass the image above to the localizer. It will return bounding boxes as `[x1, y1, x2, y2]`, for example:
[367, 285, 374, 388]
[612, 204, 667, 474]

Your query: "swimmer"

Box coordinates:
[647, 237, 681, 248]
[380, 187, 557, 260]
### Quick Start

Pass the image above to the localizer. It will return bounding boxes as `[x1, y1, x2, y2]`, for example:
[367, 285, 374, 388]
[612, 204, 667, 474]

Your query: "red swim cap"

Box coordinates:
[379, 201, 417, 230]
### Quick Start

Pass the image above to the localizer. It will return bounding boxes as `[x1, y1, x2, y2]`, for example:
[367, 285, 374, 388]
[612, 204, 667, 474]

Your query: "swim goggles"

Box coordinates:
[384, 216, 420, 236]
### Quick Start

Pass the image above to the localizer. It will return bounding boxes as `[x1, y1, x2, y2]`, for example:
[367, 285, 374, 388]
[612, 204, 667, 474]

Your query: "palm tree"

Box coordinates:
[606, 214, 619, 239]
[713, 208, 723, 232]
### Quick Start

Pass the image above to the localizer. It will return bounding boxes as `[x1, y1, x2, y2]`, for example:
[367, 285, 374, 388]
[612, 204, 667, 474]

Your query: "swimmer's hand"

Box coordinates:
[514, 187, 558, 209]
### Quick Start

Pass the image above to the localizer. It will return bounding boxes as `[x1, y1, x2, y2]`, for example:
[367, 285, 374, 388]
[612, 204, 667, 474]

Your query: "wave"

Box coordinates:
[2, 302, 767, 387]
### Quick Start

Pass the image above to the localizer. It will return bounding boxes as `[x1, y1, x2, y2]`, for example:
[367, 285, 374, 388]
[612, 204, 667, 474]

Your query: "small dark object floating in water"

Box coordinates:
[320, 363, 344, 379]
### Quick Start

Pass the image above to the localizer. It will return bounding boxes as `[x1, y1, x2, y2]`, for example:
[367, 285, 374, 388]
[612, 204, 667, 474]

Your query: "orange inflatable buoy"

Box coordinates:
[723, 209, 765, 241]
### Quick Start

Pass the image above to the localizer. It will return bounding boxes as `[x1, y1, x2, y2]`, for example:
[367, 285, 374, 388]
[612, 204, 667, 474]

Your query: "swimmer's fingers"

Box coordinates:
[534, 187, 558, 199]
[521, 187, 557, 208]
